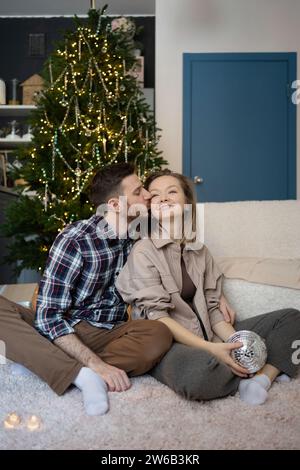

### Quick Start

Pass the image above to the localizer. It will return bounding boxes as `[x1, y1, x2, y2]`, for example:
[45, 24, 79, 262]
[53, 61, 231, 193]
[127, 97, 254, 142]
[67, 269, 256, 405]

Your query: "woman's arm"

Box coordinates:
[212, 320, 236, 342]
[158, 317, 248, 377]
[157, 316, 212, 349]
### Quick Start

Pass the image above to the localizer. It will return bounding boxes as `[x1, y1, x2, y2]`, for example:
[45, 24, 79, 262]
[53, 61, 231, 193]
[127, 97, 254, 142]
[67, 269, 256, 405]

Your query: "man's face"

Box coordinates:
[121, 173, 151, 211]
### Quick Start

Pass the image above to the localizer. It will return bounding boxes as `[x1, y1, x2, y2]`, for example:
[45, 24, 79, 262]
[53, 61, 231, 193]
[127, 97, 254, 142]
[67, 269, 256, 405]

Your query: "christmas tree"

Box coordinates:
[2, 6, 167, 275]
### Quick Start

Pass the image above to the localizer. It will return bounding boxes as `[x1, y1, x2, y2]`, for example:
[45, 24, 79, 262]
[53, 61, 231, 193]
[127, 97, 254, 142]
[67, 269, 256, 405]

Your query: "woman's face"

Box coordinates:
[148, 175, 186, 221]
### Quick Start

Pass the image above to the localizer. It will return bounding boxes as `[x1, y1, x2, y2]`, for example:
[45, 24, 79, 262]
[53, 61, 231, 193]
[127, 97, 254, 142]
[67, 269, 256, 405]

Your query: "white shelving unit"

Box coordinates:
[0, 93, 153, 115]
[0, 90, 153, 115]
[0, 105, 34, 148]
[0, 90, 153, 149]
[0, 138, 32, 148]
[0, 185, 17, 194]
[0, 105, 35, 116]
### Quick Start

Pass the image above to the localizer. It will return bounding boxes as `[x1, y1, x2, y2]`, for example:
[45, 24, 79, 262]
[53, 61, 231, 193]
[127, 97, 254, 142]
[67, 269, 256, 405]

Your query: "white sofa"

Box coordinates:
[197, 200, 300, 321]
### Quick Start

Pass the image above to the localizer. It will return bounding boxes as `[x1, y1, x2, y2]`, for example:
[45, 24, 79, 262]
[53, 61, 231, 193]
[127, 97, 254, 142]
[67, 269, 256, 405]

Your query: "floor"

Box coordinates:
[1, 360, 300, 450]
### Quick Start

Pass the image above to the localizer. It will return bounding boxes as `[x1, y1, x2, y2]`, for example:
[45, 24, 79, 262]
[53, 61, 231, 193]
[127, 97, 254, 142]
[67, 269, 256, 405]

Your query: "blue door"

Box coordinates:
[183, 53, 296, 202]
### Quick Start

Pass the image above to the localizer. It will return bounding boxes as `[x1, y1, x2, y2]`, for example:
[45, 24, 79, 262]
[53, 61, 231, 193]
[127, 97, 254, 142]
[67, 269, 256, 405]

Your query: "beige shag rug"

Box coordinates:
[0, 360, 300, 450]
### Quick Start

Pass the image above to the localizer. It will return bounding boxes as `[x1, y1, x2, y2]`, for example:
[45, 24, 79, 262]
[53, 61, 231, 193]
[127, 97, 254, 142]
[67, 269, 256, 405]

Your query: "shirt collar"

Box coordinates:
[94, 215, 118, 240]
[94, 216, 133, 249]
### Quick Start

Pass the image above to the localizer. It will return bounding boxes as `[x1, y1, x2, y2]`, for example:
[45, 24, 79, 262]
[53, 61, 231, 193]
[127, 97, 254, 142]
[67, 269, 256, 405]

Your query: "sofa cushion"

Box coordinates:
[223, 278, 300, 321]
[216, 257, 300, 290]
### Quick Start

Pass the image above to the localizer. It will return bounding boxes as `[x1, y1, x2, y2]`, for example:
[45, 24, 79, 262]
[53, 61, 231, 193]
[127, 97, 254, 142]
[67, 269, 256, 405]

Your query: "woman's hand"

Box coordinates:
[219, 294, 236, 324]
[207, 341, 250, 377]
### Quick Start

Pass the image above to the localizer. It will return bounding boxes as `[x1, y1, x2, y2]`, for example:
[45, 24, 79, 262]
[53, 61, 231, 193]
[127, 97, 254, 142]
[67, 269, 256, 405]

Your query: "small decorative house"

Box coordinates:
[20, 74, 44, 105]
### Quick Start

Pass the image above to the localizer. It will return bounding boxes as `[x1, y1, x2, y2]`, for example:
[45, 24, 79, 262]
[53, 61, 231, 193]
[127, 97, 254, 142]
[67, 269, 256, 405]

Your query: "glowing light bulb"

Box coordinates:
[4, 412, 21, 429]
[27, 415, 41, 431]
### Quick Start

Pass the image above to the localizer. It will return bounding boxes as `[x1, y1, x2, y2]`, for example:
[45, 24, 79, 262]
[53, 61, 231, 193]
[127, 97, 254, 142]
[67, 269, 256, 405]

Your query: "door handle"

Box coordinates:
[193, 176, 204, 184]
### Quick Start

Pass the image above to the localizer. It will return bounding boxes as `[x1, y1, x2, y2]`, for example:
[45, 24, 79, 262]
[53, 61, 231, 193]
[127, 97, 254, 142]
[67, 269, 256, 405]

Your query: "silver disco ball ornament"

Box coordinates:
[227, 330, 267, 373]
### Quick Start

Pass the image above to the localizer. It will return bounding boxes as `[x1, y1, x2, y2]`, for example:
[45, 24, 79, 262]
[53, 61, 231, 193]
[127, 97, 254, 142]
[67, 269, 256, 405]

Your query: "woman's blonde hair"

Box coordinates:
[144, 169, 197, 242]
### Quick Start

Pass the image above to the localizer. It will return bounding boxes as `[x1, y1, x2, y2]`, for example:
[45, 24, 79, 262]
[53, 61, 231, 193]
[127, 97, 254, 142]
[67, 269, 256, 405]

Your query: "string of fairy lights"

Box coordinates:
[29, 12, 161, 222]
[1, 6, 167, 275]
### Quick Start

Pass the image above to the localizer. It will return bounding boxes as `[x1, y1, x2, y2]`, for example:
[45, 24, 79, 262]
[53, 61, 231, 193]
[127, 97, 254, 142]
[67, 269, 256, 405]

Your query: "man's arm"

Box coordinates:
[36, 234, 130, 391]
[35, 235, 83, 340]
[219, 294, 236, 324]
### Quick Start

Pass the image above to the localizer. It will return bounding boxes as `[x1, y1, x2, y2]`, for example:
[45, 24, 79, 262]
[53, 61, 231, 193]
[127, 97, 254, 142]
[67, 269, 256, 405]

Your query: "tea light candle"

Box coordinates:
[27, 415, 41, 431]
[4, 412, 21, 429]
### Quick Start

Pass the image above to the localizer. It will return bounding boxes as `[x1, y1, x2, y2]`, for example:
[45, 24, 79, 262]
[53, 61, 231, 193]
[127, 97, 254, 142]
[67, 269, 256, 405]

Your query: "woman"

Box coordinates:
[116, 169, 300, 405]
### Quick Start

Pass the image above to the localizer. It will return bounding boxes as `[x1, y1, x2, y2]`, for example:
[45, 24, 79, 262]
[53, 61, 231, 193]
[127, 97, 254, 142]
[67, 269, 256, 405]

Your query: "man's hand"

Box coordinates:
[207, 341, 250, 378]
[219, 294, 236, 324]
[54, 333, 131, 392]
[88, 358, 131, 392]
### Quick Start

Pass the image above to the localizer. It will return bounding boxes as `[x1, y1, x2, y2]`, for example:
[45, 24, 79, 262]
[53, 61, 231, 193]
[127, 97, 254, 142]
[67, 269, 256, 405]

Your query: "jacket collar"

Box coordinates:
[151, 237, 203, 251]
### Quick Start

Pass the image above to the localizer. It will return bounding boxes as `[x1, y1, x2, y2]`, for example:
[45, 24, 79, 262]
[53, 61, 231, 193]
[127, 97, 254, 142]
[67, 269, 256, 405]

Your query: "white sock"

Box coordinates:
[275, 373, 291, 383]
[73, 367, 109, 416]
[10, 363, 34, 377]
[239, 374, 271, 406]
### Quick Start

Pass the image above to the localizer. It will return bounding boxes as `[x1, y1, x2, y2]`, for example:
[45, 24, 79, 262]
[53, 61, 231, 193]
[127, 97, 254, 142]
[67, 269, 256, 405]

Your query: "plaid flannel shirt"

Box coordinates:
[35, 215, 133, 341]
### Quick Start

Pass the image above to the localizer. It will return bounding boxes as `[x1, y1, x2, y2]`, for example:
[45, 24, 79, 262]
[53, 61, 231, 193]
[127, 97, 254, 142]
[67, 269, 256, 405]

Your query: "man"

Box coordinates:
[0, 163, 173, 415]
[0, 163, 234, 415]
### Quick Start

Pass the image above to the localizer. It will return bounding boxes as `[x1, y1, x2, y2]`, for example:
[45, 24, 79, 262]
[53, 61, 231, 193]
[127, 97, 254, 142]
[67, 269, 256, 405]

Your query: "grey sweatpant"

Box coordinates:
[150, 308, 300, 401]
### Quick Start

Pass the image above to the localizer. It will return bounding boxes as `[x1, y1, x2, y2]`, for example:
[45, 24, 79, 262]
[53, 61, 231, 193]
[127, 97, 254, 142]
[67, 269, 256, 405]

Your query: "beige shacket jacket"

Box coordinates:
[116, 237, 225, 341]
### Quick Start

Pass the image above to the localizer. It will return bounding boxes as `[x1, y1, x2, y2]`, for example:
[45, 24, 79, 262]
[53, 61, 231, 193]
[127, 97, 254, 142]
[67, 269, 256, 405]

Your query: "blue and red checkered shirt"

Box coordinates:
[35, 215, 133, 341]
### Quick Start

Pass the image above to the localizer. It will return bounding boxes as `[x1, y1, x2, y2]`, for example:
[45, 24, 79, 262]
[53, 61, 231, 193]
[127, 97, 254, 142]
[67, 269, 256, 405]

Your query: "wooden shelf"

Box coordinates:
[0, 185, 18, 195]
[0, 105, 36, 116]
[0, 138, 32, 149]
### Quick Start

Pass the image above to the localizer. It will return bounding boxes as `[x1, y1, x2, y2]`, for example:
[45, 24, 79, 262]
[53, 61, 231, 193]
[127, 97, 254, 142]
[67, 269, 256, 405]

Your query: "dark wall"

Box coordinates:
[0, 16, 155, 103]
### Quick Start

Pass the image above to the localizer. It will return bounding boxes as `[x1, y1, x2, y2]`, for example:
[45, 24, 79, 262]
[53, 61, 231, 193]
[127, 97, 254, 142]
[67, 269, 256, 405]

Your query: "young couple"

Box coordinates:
[0, 163, 299, 416]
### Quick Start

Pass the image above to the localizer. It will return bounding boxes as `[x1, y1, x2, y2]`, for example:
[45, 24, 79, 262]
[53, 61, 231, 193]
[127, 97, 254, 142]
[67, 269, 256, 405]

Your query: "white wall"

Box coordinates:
[0, 0, 155, 16]
[156, 0, 300, 198]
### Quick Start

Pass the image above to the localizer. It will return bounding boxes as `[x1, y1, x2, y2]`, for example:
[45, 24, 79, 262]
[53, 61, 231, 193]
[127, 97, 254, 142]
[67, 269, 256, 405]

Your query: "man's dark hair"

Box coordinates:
[89, 162, 136, 206]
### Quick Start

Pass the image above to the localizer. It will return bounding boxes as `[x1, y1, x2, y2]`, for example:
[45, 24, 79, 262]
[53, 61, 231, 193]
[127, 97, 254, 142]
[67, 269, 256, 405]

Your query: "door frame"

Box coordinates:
[183, 52, 297, 199]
